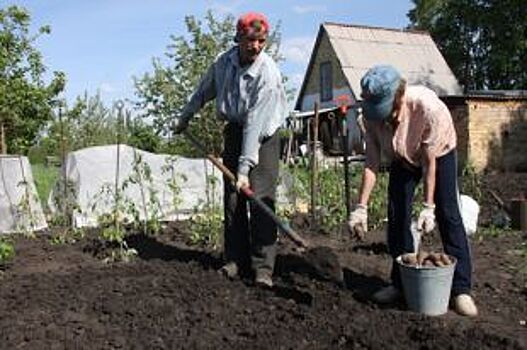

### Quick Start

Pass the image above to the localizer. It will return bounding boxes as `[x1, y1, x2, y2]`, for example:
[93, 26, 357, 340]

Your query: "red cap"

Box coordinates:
[235, 12, 269, 41]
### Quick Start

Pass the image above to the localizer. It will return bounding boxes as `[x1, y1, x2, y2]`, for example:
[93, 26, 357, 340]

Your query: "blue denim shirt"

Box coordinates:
[180, 46, 287, 175]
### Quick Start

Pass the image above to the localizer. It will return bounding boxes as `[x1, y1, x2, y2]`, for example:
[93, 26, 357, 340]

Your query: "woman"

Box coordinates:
[348, 65, 478, 316]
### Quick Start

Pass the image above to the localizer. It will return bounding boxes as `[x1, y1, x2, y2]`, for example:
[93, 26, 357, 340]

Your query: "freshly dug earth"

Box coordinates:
[0, 172, 526, 349]
[0, 221, 525, 349]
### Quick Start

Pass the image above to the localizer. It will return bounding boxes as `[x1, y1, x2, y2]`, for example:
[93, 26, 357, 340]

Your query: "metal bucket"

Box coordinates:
[396, 255, 457, 316]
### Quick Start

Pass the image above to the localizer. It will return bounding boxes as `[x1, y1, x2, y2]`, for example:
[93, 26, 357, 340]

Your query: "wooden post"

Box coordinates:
[58, 105, 70, 226]
[342, 112, 351, 218]
[310, 102, 319, 223]
[1, 122, 6, 154]
[114, 101, 124, 231]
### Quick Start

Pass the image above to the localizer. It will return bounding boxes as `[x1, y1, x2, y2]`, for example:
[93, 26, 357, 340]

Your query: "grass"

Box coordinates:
[31, 163, 59, 207]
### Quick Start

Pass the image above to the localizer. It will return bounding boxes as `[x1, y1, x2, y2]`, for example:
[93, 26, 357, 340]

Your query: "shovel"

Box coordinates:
[182, 130, 308, 248]
[181, 130, 343, 282]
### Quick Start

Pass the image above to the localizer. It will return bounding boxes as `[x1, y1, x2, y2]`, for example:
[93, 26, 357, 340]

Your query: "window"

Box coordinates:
[320, 61, 333, 102]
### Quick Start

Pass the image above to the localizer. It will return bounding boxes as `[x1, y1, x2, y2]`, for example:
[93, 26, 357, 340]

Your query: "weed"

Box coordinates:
[90, 183, 137, 262]
[188, 170, 222, 249]
[189, 204, 222, 248]
[97, 213, 137, 263]
[474, 225, 513, 241]
[461, 162, 482, 201]
[161, 156, 187, 220]
[15, 180, 38, 238]
[0, 238, 15, 264]
[49, 227, 85, 245]
[282, 162, 391, 233]
[124, 150, 163, 235]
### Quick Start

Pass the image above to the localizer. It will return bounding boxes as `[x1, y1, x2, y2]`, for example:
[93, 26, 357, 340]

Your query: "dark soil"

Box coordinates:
[0, 175, 526, 349]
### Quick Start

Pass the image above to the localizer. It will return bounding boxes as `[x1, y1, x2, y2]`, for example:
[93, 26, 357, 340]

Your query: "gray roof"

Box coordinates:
[326, 23, 462, 96]
[298, 23, 462, 104]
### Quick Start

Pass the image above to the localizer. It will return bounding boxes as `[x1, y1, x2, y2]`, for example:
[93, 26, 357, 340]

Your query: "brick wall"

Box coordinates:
[467, 100, 527, 172]
[446, 97, 527, 172]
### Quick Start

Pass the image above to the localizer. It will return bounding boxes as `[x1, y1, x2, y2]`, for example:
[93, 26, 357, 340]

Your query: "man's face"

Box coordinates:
[238, 34, 267, 65]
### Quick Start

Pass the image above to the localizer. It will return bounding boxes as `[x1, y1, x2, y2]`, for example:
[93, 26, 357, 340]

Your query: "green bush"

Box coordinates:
[0, 238, 15, 264]
[189, 204, 222, 248]
[282, 162, 389, 232]
[27, 146, 48, 164]
[461, 162, 482, 201]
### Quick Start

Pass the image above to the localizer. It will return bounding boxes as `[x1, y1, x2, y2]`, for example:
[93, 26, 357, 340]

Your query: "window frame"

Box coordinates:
[319, 61, 333, 102]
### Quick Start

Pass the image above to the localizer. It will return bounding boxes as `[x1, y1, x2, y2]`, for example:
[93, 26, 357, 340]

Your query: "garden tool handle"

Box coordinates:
[182, 130, 309, 249]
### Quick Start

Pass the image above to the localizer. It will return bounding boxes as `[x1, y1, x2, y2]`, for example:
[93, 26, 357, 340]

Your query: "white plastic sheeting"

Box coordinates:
[48, 145, 223, 228]
[460, 194, 479, 236]
[0, 155, 47, 234]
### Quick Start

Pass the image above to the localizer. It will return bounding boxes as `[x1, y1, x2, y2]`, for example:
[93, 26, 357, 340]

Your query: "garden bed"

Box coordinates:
[0, 171, 526, 349]
[0, 220, 525, 349]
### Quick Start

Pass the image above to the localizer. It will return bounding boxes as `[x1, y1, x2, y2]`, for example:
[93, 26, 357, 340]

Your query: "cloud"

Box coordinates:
[292, 5, 327, 14]
[280, 36, 315, 65]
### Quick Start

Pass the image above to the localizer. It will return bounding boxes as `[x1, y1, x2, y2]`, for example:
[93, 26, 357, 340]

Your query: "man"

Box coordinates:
[172, 12, 287, 288]
[348, 65, 478, 316]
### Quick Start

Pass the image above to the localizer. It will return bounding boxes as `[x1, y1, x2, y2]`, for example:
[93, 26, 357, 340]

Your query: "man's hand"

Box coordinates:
[235, 173, 250, 191]
[417, 203, 436, 234]
[171, 116, 188, 135]
[348, 204, 368, 240]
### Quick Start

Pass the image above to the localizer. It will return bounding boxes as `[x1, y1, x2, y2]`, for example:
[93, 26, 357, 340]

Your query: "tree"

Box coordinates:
[39, 92, 116, 157]
[0, 5, 65, 154]
[134, 11, 284, 156]
[407, 0, 527, 91]
[36, 92, 162, 159]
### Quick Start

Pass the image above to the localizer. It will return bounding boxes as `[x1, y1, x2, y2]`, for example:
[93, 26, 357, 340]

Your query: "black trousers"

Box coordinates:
[387, 150, 472, 295]
[222, 123, 279, 273]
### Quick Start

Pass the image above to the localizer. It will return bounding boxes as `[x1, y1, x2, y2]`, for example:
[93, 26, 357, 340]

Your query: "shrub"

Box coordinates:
[0, 238, 15, 264]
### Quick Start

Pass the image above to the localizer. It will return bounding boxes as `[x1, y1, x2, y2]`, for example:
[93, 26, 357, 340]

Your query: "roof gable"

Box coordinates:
[295, 22, 462, 110]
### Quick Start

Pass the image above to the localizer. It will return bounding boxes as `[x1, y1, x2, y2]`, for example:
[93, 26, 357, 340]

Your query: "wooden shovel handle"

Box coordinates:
[182, 130, 308, 248]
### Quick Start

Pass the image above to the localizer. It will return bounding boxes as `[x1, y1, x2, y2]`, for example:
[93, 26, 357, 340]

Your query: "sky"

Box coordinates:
[3, 0, 413, 108]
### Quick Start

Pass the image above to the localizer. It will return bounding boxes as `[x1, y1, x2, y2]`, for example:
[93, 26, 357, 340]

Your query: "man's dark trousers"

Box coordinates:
[222, 123, 279, 275]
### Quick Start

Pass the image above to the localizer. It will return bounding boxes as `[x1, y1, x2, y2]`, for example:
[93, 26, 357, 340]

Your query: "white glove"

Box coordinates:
[172, 115, 189, 134]
[235, 173, 250, 191]
[348, 204, 368, 240]
[417, 203, 436, 234]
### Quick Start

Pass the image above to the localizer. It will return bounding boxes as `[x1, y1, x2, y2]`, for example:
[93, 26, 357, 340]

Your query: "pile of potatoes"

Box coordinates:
[400, 251, 453, 267]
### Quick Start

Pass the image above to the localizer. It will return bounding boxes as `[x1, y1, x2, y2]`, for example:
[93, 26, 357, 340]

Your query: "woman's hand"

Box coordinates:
[417, 203, 436, 233]
[348, 204, 368, 240]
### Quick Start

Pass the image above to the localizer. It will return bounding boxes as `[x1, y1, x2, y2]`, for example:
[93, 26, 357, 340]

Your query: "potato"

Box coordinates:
[423, 259, 435, 267]
[434, 259, 446, 267]
[417, 251, 429, 266]
[428, 253, 445, 267]
[401, 253, 417, 266]
[440, 253, 452, 266]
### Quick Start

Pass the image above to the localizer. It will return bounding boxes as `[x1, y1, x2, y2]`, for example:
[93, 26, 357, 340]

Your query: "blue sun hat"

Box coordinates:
[360, 65, 402, 121]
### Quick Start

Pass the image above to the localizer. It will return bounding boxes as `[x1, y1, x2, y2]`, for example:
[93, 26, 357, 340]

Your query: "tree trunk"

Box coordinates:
[0, 122, 6, 154]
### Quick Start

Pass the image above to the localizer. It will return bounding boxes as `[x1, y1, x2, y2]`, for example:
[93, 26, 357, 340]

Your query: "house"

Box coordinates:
[443, 91, 527, 172]
[294, 22, 462, 155]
